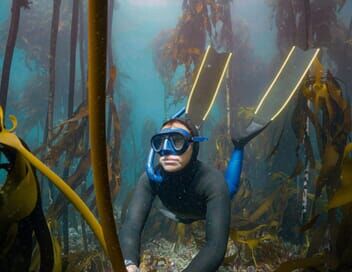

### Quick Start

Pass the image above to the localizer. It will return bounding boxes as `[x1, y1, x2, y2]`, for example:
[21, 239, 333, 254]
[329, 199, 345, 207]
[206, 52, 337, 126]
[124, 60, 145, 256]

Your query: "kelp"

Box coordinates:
[328, 143, 352, 209]
[269, 0, 347, 53]
[247, 187, 281, 223]
[36, 102, 88, 167]
[64, 251, 109, 272]
[274, 253, 326, 272]
[152, 0, 234, 106]
[0, 132, 57, 270]
[87, 0, 124, 268]
[47, 150, 91, 219]
[279, 64, 352, 270]
[0, 0, 31, 112]
[29, 222, 62, 272]
[229, 221, 279, 267]
[40, 96, 121, 220]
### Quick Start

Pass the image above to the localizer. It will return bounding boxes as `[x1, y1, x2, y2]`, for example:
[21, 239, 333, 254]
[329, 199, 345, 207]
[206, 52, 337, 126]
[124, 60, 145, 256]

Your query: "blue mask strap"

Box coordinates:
[192, 136, 208, 142]
[146, 107, 186, 182]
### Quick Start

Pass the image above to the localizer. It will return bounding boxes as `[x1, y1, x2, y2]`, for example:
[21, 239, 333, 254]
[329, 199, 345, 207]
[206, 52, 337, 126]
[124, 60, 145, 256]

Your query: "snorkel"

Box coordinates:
[146, 107, 208, 182]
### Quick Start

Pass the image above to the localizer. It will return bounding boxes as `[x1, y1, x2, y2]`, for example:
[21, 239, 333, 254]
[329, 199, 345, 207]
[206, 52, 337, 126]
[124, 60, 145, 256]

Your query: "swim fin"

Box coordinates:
[253, 46, 320, 125]
[186, 46, 232, 128]
[233, 46, 320, 147]
[232, 120, 271, 148]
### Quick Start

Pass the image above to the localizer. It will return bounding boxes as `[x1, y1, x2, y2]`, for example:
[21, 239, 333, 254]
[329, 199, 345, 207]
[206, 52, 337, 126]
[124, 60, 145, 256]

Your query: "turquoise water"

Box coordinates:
[0, 1, 352, 270]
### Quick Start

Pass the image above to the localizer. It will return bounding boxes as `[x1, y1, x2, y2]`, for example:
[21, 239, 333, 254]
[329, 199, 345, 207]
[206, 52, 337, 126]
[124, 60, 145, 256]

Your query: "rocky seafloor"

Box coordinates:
[139, 231, 300, 271]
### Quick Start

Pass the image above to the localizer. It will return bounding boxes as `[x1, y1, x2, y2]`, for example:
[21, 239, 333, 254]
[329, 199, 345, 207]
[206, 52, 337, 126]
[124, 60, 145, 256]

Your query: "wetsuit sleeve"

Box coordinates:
[183, 171, 231, 272]
[119, 173, 155, 265]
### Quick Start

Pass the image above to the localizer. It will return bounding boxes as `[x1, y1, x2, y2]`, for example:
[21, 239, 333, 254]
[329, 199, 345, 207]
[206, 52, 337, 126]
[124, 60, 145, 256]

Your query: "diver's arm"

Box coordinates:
[183, 174, 231, 272]
[119, 173, 155, 266]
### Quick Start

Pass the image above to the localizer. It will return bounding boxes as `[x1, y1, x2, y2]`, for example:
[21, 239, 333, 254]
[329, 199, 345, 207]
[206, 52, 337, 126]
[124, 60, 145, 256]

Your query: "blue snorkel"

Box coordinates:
[146, 107, 186, 182]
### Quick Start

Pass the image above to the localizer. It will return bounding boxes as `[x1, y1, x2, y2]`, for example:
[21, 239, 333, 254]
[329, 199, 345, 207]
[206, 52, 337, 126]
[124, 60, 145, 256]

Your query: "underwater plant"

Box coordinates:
[0, 0, 31, 113]
[0, 108, 61, 271]
[152, 0, 234, 115]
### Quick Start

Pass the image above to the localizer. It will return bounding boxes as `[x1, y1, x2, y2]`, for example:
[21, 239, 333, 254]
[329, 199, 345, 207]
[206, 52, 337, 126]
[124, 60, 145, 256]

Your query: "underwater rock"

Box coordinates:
[247, 265, 256, 272]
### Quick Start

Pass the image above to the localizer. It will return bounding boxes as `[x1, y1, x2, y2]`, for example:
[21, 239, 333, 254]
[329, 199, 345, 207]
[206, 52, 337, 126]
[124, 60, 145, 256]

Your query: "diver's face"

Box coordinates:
[159, 122, 193, 172]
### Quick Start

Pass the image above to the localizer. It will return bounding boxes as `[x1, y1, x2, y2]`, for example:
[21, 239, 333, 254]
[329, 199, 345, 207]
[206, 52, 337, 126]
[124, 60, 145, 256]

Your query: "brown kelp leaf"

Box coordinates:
[233, 176, 251, 196]
[274, 254, 325, 272]
[230, 221, 279, 241]
[156, 0, 230, 88]
[238, 106, 255, 122]
[322, 144, 339, 170]
[289, 160, 304, 178]
[248, 187, 281, 223]
[270, 171, 289, 182]
[43, 119, 86, 167]
[312, 59, 324, 83]
[326, 71, 347, 111]
[266, 125, 285, 160]
[110, 65, 117, 81]
[223, 253, 237, 265]
[340, 144, 352, 187]
[315, 144, 340, 196]
[195, 2, 203, 13]
[56, 104, 88, 127]
[313, 82, 335, 123]
[188, 47, 201, 56]
[235, 233, 278, 267]
[299, 214, 320, 232]
[106, 65, 117, 97]
[110, 99, 121, 151]
[47, 151, 91, 219]
[0, 152, 38, 226]
[328, 144, 352, 209]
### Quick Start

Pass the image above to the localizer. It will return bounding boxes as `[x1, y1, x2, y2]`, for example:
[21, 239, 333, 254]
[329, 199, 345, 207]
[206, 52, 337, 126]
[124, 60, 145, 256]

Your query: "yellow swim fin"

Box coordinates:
[186, 46, 233, 128]
[254, 46, 320, 124]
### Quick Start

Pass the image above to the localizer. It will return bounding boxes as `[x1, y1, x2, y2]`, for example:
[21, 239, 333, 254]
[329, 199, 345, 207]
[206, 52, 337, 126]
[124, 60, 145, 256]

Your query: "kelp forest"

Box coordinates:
[0, 0, 352, 271]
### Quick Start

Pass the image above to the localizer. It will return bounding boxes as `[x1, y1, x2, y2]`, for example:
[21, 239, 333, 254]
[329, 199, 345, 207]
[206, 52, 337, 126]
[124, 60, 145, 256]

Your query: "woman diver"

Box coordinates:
[119, 117, 265, 272]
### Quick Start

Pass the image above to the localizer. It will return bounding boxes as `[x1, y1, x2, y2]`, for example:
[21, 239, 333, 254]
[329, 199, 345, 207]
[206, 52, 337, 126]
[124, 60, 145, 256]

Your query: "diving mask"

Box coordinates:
[151, 128, 207, 156]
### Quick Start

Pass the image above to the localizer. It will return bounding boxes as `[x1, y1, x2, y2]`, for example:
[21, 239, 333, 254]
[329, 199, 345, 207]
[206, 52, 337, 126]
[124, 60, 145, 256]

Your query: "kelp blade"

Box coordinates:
[0, 149, 37, 227]
[328, 143, 352, 209]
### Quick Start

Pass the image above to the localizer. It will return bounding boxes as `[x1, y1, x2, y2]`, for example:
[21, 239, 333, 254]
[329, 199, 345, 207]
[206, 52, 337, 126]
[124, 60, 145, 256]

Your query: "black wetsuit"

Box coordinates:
[120, 159, 231, 272]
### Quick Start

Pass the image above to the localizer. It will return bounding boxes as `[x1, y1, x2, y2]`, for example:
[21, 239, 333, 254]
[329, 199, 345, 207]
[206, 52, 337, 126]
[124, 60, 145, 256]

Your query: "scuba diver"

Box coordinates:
[119, 117, 265, 272]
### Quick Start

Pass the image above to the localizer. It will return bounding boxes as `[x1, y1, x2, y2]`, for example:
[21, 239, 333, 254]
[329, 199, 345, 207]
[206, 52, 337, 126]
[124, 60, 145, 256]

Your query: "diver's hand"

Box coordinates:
[126, 264, 139, 272]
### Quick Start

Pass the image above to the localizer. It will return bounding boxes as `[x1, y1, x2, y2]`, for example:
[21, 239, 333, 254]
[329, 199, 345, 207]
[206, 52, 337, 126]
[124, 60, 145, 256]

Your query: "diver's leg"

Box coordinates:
[226, 121, 270, 199]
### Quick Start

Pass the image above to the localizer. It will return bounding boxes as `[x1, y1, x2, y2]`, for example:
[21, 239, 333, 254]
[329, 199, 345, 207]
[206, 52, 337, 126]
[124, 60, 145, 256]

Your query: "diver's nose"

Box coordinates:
[159, 138, 173, 156]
